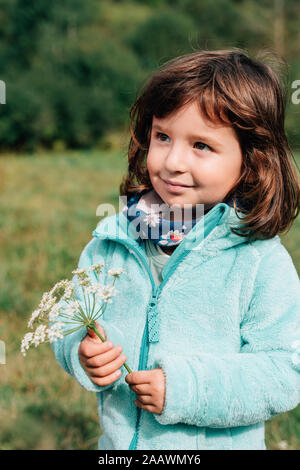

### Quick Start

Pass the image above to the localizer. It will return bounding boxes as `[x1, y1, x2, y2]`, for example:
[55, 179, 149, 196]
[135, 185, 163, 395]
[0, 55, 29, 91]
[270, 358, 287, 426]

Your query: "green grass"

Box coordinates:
[0, 150, 299, 450]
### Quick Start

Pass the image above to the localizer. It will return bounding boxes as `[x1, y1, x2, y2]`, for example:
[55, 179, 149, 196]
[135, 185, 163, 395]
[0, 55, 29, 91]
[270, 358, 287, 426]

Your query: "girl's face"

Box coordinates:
[147, 100, 243, 213]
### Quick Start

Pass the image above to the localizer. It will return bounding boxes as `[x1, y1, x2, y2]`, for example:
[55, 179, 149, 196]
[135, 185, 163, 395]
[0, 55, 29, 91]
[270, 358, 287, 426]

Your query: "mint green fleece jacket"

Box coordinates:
[51, 202, 300, 450]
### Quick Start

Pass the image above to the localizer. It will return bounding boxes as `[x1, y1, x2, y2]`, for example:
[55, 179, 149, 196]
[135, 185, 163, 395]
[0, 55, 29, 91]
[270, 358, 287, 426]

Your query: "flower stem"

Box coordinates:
[89, 323, 132, 374]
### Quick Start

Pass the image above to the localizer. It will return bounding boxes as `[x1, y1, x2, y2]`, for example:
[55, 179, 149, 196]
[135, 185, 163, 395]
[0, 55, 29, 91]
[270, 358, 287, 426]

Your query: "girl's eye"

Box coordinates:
[194, 142, 212, 152]
[154, 132, 212, 152]
[156, 132, 170, 142]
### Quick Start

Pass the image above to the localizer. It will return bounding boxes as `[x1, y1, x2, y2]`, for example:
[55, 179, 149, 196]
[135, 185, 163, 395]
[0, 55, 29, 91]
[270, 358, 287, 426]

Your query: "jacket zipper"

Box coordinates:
[128, 285, 159, 450]
[128, 244, 193, 449]
[92, 233, 159, 450]
[113, 241, 159, 450]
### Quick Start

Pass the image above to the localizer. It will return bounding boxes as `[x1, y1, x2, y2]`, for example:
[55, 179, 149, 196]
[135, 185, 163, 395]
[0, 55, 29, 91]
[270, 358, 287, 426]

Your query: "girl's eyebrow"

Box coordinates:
[152, 124, 222, 149]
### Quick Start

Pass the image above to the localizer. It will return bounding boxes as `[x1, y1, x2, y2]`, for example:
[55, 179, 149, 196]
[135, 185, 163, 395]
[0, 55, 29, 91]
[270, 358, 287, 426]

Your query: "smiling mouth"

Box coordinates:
[162, 178, 194, 191]
[162, 179, 193, 188]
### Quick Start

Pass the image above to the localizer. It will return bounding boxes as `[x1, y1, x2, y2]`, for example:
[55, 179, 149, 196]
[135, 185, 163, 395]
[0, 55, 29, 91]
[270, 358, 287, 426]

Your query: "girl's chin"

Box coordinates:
[158, 188, 194, 203]
[161, 195, 198, 210]
[157, 191, 215, 212]
[153, 183, 211, 209]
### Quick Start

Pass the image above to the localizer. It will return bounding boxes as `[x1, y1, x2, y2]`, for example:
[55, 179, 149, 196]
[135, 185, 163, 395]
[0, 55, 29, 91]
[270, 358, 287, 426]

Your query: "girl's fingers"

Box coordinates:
[91, 369, 123, 387]
[89, 352, 127, 379]
[134, 399, 157, 413]
[87, 322, 106, 341]
[79, 336, 113, 358]
[134, 394, 153, 405]
[129, 383, 151, 396]
[86, 345, 123, 368]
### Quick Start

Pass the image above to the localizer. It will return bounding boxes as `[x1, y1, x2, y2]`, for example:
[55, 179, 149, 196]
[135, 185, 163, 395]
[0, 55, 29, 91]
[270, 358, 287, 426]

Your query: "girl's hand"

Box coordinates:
[125, 368, 166, 414]
[78, 321, 127, 386]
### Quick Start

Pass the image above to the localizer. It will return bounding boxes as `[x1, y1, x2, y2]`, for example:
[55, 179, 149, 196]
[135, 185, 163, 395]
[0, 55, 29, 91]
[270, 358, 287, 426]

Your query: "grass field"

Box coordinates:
[0, 150, 299, 450]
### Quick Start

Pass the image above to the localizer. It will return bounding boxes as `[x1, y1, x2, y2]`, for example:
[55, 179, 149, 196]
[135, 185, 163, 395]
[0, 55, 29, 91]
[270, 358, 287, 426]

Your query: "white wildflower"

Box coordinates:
[48, 303, 62, 322]
[64, 300, 81, 318]
[89, 262, 105, 275]
[38, 292, 56, 313]
[84, 283, 104, 297]
[27, 309, 42, 329]
[78, 276, 91, 287]
[50, 279, 68, 297]
[32, 324, 48, 347]
[72, 268, 88, 276]
[22, 266, 125, 358]
[61, 280, 75, 300]
[101, 285, 116, 303]
[48, 323, 64, 342]
[108, 268, 126, 278]
[21, 332, 34, 356]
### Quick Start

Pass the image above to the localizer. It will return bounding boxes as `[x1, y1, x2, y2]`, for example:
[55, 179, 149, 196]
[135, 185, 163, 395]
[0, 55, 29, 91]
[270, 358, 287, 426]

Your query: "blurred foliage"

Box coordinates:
[0, 0, 299, 151]
[126, 9, 197, 70]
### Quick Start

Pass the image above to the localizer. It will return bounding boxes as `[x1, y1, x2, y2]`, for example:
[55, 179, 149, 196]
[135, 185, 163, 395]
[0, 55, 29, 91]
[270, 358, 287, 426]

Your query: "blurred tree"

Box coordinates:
[274, 0, 285, 58]
[162, 0, 268, 50]
[0, 0, 298, 151]
[126, 8, 197, 70]
[0, 0, 144, 150]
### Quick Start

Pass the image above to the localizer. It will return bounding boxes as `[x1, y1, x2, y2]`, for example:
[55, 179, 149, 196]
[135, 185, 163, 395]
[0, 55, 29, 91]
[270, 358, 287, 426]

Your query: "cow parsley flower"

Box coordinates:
[78, 276, 91, 287]
[21, 332, 34, 356]
[89, 261, 105, 276]
[84, 283, 104, 297]
[64, 300, 81, 318]
[27, 309, 42, 329]
[108, 268, 126, 278]
[39, 292, 56, 313]
[101, 285, 117, 303]
[48, 303, 62, 322]
[47, 322, 64, 342]
[32, 324, 47, 347]
[21, 262, 132, 374]
[72, 268, 88, 276]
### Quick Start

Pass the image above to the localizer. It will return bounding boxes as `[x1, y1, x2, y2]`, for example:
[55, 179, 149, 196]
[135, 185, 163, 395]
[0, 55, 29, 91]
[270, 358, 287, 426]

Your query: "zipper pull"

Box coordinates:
[147, 289, 160, 343]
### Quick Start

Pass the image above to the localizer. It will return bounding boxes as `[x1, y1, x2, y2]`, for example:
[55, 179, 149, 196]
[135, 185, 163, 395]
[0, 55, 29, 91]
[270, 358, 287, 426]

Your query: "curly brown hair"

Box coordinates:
[119, 48, 300, 241]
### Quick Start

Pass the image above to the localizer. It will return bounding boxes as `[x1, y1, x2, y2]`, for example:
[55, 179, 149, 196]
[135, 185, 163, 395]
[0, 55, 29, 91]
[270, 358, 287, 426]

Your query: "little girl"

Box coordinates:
[52, 49, 300, 450]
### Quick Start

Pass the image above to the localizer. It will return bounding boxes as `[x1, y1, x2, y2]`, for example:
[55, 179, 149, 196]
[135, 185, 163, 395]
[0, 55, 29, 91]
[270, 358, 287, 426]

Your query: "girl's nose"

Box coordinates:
[164, 143, 188, 173]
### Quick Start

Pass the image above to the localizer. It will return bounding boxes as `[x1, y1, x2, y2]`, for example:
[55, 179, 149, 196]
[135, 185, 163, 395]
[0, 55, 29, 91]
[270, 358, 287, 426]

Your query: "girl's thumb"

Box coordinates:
[87, 321, 106, 341]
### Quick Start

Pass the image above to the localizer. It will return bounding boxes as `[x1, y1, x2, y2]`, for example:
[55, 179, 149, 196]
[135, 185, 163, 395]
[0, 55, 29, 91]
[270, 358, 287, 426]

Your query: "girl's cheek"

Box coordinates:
[146, 154, 156, 174]
[146, 155, 152, 174]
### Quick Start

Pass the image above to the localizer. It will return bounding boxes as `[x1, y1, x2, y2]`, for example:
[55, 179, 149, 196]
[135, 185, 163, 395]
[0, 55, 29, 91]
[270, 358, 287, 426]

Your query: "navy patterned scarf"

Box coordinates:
[122, 189, 243, 247]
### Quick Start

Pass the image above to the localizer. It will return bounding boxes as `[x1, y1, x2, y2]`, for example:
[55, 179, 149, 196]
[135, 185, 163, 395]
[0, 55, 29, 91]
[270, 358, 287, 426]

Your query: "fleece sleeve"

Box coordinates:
[152, 242, 300, 427]
[50, 237, 126, 393]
